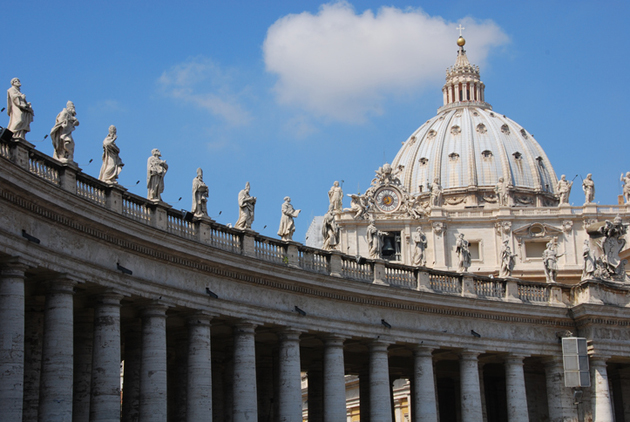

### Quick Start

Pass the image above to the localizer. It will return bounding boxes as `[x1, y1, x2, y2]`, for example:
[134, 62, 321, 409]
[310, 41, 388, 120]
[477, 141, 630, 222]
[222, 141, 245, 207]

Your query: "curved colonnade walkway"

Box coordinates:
[1, 137, 630, 421]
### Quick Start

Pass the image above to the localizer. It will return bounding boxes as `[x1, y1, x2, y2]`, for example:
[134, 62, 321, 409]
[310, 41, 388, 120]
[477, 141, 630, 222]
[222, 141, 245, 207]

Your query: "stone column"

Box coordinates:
[187, 314, 213, 422]
[232, 322, 258, 422]
[459, 350, 483, 422]
[38, 277, 77, 422]
[370, 340, 392, 422]
[90, 292, 123, 422]
[323, 335, 346, 421]
[413, 346, 437, 422]
[590, 356, 613, 421]
[504, 355, 529, 422]
[122, 318, 142, 422]
[308, 362, 324, 422]
[139, 303, 168, 422]
[0, 260, 29, 422]
[543, 357, 578, 422]
[277, 329, 302, 422]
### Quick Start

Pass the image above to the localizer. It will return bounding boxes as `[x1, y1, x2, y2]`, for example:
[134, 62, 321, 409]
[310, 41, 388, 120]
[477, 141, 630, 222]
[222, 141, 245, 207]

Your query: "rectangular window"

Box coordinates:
[525, 241, 547, 258]
[469, 242, 480, 260]
[382, 231, 401, 262]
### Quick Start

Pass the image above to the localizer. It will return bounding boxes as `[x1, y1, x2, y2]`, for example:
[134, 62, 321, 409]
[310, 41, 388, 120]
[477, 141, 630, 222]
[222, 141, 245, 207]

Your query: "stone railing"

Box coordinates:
[2, 136, 627, 308]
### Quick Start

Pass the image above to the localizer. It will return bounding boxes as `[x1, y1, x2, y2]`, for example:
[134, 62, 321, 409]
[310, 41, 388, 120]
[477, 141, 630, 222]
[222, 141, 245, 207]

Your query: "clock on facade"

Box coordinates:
[375, 187, 401, 212]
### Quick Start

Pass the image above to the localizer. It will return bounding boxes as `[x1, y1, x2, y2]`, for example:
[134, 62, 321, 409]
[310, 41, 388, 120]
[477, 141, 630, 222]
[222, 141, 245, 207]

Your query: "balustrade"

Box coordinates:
[255, 238, 286, 264]
[341, 256, 373, 282]
[429, 273, 462, 293]
[76, 177, 106, 205]
[385, 266, 416, 289]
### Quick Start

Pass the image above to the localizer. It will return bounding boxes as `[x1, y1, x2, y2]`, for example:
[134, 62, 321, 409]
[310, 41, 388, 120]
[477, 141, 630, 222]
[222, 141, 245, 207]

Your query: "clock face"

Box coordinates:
[375, 188, 401, 212]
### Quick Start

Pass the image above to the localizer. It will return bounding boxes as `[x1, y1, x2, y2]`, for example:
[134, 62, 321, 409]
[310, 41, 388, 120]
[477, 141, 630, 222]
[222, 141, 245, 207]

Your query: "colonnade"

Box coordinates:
[0, 258, 626, 422]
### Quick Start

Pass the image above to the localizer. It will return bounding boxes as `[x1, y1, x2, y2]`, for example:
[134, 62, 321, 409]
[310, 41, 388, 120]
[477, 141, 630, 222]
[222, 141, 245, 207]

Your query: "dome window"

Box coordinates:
[476, 123, 487, 134]
[489, 112, 495, 117]
[513, 152, 523, 160]
[409, 135, 417, 144]
[501, 124, 510, 135]
[520, 129, 528, 139]
[427, 130, 436, 139]
[451, 125, 461, 135]
[419, 157, 428, 165]
[449, 152, 460, 161]
[473, 111, 479, 116]
[481, 150, 493, 160]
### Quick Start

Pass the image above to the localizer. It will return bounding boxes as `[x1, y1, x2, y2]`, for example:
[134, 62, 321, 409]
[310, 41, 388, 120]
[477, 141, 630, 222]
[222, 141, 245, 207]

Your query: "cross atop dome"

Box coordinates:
[456, 24, 465, 36]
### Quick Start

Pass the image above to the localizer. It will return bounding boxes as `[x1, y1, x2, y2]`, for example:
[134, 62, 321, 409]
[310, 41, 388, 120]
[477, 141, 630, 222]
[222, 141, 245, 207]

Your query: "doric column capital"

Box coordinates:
[1, 256, 37, 276]
[140, 301, 169, 318]
[186, 312, 215, 326]
[504, 354, 529, 366]
[589, 354, 611, 365]
[413, 344, 436, 356]
[278, 328, 301, 342]
[369, 339, 389, 353]
[323, 334, 346, 347]
[233, 321, 257, 335]
[48, 274, 80, 293]
[459, 349, 484, 361]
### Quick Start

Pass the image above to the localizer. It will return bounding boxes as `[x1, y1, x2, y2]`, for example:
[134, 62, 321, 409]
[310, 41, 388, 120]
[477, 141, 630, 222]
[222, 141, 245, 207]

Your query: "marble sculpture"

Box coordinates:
[192, 168, 209, 217]
[98, 125, 123, 183]
[278, 197, 300, 241]
[6, 78, 34, 140]
[235, 182, 256, 230]
[146, 149, 168, 201]
[51, 101, 79, 162]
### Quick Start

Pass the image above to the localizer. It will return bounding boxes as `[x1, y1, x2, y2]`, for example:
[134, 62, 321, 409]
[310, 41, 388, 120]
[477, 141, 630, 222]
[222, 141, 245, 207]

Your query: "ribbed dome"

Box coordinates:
[391, 38, 558, 204]
[393, 107, 558, 195]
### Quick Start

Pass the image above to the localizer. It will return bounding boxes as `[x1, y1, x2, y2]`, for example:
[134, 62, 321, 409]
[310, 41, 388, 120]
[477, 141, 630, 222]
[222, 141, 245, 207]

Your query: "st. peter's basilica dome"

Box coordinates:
[391, 36, 558, 206]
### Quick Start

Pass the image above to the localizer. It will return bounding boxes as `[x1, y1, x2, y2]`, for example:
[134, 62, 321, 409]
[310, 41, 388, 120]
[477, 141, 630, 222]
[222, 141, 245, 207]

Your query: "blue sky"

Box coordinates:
[5, 1, 629, 242]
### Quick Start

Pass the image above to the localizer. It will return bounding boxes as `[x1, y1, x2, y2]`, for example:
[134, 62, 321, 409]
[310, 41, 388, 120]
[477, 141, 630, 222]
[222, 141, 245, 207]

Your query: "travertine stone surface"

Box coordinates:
[413, 346, 438, 422]
[187, 315, 213, 422]
[323, 335, 346, 421]
[277, 329, 302, 422]
[50, 101, 79, 163]
[590, 356, 613, 422]
[139, 304, 168, 422]
[543, 357, 578, 422]
[0, 261, 28, 422]
[369, 340, 392, 422]
[459, 350, 483, 422]
[504, 355, 529, 422]
[38, 277, 77, 422]
[232, 322, 258, 422]
[90, 293, 122, 422]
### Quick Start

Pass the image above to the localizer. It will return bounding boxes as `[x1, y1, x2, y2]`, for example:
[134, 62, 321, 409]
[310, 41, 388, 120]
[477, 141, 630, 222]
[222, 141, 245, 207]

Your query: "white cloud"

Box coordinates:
[263, 2, 508, 123]
[158, 57, 252, 125]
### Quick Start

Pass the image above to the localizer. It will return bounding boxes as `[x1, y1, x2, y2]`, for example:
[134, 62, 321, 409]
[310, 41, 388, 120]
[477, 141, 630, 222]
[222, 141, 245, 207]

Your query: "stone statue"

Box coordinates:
[191, 168, 209, 217]
[366, 218, 388, 259]
[321, 206, 340, 250]
[50, 101, 79, 162]
[278, 197, 301, 241]
[556, 175, 573, 205]
[542, 238, 563, 283]
[599, 216, 627, 278]
[621, 172, 630, 204]
[372, 163, 403, 186]
[346, 193, 368, 220]
[404, 194, 425, 220]
[146, 149, 168, 201]
[581, 239, 595, 281]
[582, 173, 595, 204]
[328, 181, 343, 213]
[499, 240, 517, 278]
[456, 233, 471, 272]
[429, 178, 443, 207]
[98, 125, 123, 183]
[6, 78, 34, 140]
[235, 182, 256, 230]
[412, 227, 428, 266]
[495, 177, 510, 206]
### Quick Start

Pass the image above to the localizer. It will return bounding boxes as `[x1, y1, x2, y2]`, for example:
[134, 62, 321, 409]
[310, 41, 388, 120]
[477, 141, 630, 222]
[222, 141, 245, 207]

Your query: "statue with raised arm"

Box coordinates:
[556, 175, 573, 205]
[278, 196, 301, 241]
[456, 233, 471, 272]
[98, 125, 123, 183]
[346, 193, 368, 220]
[599, 216, 627, 278]
[621, 172, 630, 204]
[412, 227, 428, 266]
[6, 78, 34, 140]
[235, 182, 256, 229]
[366, 218, 388, 259]
[429, 178, 443, 207]
[582, 173, 595, 204]
[146, 149, 168, 201]
[191, 168, 209, 217]
[495, 177, 510, 206]
[542, 238, 563, 283]
[50, 101, 79, 162]
[499, 239, 517, 278]
[321, 206, 340, 250]
[328, 181, 343, 213]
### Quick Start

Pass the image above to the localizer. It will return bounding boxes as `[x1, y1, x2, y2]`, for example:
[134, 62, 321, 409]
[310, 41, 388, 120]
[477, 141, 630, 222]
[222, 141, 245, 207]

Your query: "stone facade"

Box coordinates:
[1, 132, 630, 422]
